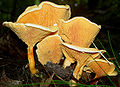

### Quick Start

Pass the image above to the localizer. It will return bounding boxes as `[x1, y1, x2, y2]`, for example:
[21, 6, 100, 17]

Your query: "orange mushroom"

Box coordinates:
[3, 22, 58, 47]
[3, 22, 57, 74]
[85, 59, 118, 78]
[61, 43, 105, 80]
[17, 1, 71, 26]
[57, 17, 101, 72]
[3, 1, 71, 75]
[57, 17, 101, 47]
[36, 34, 63, 65]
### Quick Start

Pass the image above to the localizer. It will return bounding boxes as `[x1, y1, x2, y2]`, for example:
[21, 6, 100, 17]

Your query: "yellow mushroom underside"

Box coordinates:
[61, 43, 104, 80]
[17, 1, 71, 27]
[57, 17, 100, 47]
[3, 22, 57, 47]
[36, 35, 63, 65]
[86, 59, 117, 78]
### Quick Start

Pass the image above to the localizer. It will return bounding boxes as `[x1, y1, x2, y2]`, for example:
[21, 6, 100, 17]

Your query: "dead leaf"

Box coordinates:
[0, 69, 22, 87]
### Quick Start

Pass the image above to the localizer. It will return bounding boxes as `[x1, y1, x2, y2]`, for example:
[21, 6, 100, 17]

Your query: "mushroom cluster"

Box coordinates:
[3, 1, 117, 80]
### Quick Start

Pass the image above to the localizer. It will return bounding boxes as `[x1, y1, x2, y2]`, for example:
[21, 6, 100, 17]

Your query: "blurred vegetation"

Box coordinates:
[0, 0, 120, 86]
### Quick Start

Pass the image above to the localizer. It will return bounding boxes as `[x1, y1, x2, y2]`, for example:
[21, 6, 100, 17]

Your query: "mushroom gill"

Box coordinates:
[61, 43, 105, 80]
[85, 59, 118, 78]
[57, 17, 101, 47]
[17, 1, 71, 27]
[36, 34, 63, 65]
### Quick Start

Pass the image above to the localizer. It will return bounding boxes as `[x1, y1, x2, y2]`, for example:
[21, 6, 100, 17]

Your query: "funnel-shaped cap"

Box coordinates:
[86, 59, 118, 78]
[17, 1, 71, 27]
[3, 22, 57, 47]
[57, 17, 101, 47]
[61, 43, 105, 79]
[36, 35, 63, 65]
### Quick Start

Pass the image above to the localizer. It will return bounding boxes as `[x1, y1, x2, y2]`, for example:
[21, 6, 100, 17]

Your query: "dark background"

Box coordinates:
[0, 0, 120, 86]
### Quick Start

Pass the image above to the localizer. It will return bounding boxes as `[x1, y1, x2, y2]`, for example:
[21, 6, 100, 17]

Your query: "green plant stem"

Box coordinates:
[88, 54, 116, 87]
[13, 80, 113, 87]
[92, 58, 116, 87]
[97, 38, 111, 57]
[97, 38, 120, 73]
[107, 31, 120, 69]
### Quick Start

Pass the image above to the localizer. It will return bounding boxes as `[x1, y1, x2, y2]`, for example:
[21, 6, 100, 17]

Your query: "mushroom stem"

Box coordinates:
[62, 49, 75, 68]
[27, 46, 37, 74]
[73, 62, 81, 79]
[63, 58, 71, 68]
[73, 63, 85, 80]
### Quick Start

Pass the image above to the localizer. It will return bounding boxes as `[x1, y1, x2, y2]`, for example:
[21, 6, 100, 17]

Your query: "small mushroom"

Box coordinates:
[57, 17, 101, 47]
[61, 43, 105, 80]
[85, 59, 118, 78]
[36, 34, 63, 65]
[3, 1, 71, 75]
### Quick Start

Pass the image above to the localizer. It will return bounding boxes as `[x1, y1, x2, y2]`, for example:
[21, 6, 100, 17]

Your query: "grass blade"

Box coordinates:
[96, 38, 120, 73]
[107, 30, 120, 69]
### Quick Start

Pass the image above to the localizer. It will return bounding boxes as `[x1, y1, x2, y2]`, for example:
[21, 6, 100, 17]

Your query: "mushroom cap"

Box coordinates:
[61, 43, 105, 60]
[36, 34, 63, 65]
[57, 17, 101, 47]
[86, 59, 118, 77]
[17, 1, 71, 27]
[61, 43, 105, 79]
[3, 22, 57, 47]
[3, 1, 71, 46]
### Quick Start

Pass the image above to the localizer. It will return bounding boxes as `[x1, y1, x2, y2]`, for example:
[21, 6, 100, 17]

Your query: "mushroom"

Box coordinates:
[36, 34, 63, 65]
[17, 1, 71, 26]
[3, 22, 57, 74]
[3, 1, 71, 74]
[56, 17, 101, 71]
[57, 17, 101, 47]
[85, 59, 118, 78]
[61, 43, 105, 80]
